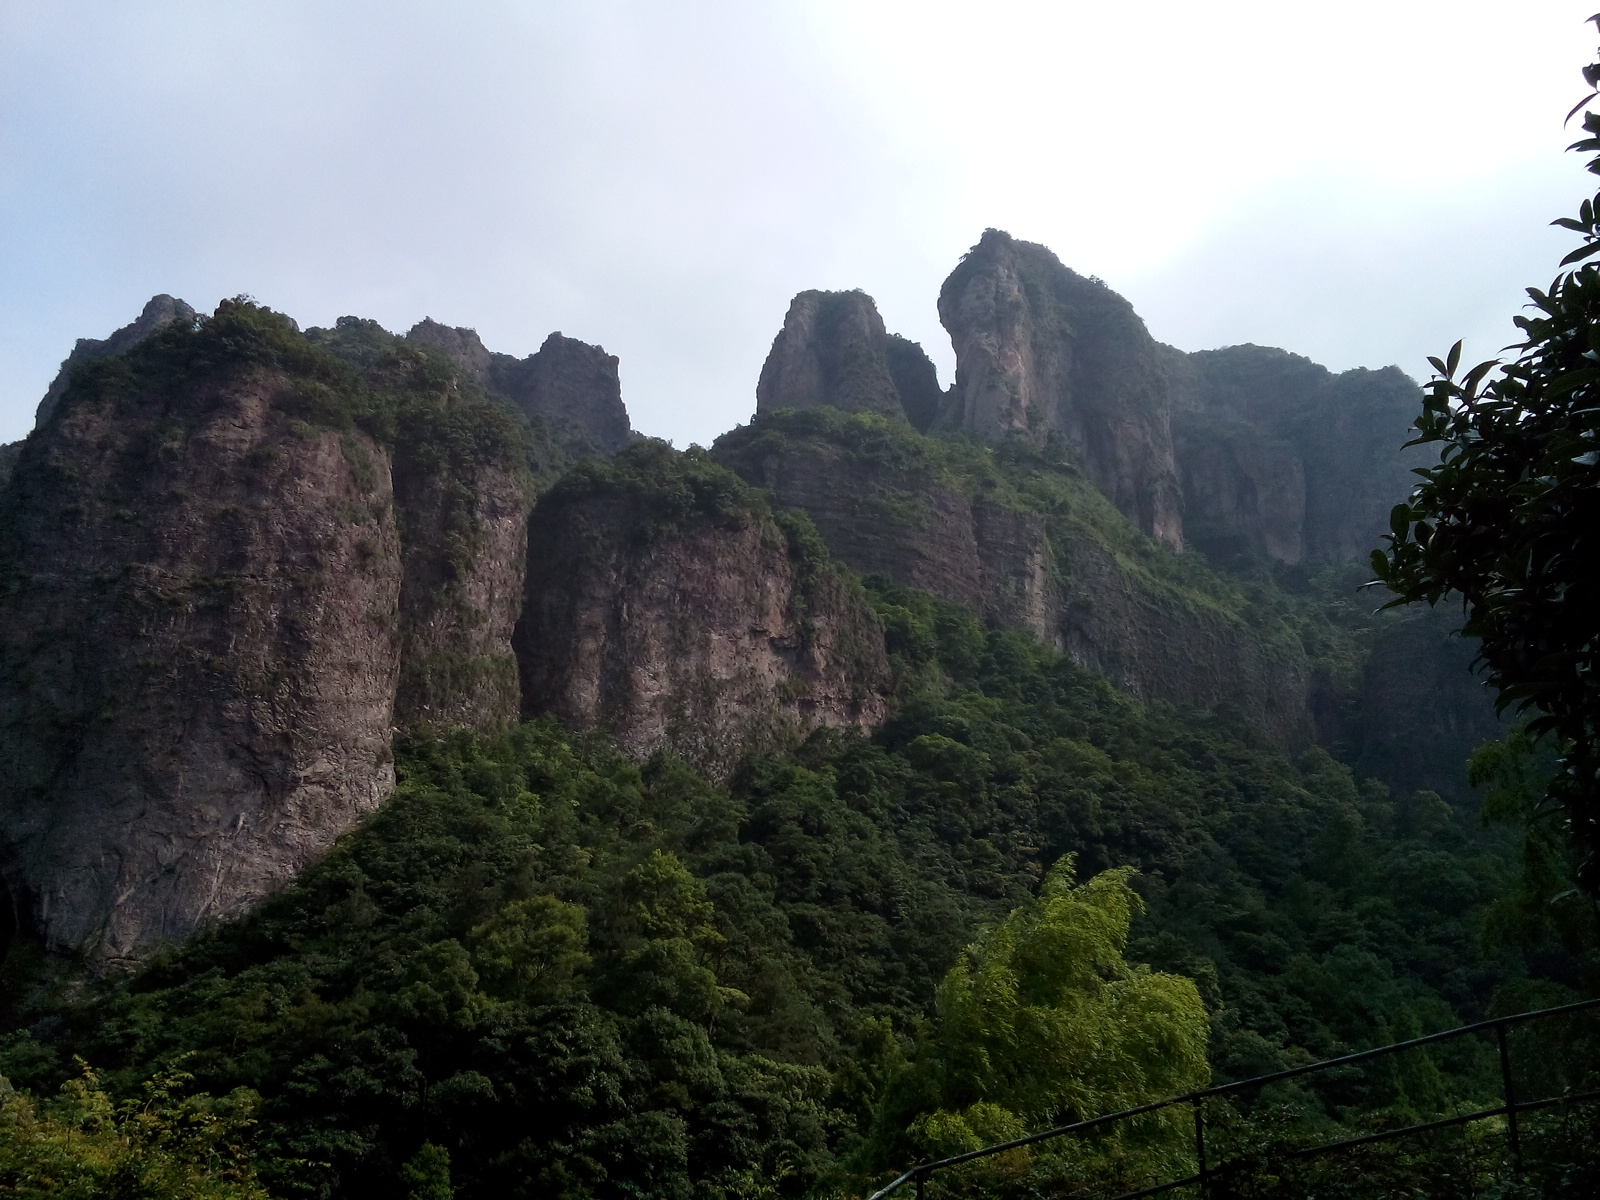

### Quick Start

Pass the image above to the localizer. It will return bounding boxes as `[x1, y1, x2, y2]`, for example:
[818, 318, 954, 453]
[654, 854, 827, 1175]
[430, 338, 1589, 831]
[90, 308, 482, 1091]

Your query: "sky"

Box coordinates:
[1, 1, 1597, 447]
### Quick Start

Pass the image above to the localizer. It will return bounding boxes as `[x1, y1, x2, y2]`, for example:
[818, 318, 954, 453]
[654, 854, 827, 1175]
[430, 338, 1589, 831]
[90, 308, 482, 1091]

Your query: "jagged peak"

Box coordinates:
[35, 294, 199, 429]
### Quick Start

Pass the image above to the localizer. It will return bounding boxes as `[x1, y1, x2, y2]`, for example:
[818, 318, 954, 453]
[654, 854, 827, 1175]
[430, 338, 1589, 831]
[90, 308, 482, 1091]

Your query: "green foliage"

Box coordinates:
[0, 1061, 267, 1199]
[0, 570, 1550, 1197]
[863, 860, 1208, 1191]
[1372, 29, 1600, 888]
[543, 439, 770, 533]
[400, 1143, 453, 1200]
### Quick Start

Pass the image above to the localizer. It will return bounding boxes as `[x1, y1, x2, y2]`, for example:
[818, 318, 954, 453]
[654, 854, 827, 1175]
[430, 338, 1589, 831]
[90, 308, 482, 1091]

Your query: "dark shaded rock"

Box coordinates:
[397, 321, 633, 459]
[515, 442, 889, 779]
[937, 230, 1184, 549]
[503, 332, 632, 457]
[35, 295, 198, 429]
[1173, 412, 1306, 565]
[713, 409, 1310, 745]
[885, 334, 945, 433]
[715, 411, 987, 612]
[1175, 345, 1426, 564]
[1351, 605, 1506, 804]
[757, 290, 908, 419]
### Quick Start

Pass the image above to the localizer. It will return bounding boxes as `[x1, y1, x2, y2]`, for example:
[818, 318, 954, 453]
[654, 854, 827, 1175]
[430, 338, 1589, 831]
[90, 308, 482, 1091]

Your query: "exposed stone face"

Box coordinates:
[400, 321, 633, 458]
[35, 295, 198, 429]
[1048, 522, 1309, 746]
[757, 290, 907, 418]
[885, 334, 946, 434]
[390, 455, 530, 733]
[515, 445, 890, 779]
[972, 501, 1059, 645]
[0, 361, 402, 964]
[1172, 346, 1426, 564]
[1173, 413, 1306, 564]
[724, 430, 985, 611]
[937, 230, 1184, 549]
[498, 333, 632, 457]
[715, 410, 1310, 745]
[404, 317, 494, 384]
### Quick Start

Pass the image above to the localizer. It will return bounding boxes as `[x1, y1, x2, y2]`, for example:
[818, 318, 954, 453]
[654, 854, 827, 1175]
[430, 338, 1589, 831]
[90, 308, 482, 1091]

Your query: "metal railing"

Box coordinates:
[865, 995, 1600, 1200]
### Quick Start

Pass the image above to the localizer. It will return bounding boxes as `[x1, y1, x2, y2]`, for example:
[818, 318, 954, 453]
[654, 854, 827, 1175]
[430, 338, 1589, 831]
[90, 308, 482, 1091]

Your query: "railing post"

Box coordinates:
[1192, 1097, 1208, 1198]
[1496, 1023, 1523, 1176]
[915, 1167, 925, 1200]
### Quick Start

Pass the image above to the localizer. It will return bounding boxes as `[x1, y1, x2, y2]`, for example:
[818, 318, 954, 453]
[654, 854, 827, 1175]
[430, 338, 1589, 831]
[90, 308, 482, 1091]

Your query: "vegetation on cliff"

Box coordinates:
[0, 575, 1568, 1197]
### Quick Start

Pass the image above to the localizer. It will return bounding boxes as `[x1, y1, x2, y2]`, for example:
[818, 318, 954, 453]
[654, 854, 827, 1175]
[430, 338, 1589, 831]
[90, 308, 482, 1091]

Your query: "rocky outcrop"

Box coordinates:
[755, 290, 947, 433]
[1172, 345, 1426, 564]
[713, 409, 1063, 643]
[516, 442, 890, 778]
[937, 230, 1184, 549]
[0, 301, 548, 963]
[757, 291, 910, 419]
[402, 321, 632, 458]
[0, 305, 402, 963]
[715, 409, 1311, 745]
[503, 333, 632, 457]
[35, 295, 198, 429]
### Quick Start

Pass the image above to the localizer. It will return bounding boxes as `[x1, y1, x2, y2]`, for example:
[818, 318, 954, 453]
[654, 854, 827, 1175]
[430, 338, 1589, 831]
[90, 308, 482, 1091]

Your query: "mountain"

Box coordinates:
[0, 235, 1545, 1199]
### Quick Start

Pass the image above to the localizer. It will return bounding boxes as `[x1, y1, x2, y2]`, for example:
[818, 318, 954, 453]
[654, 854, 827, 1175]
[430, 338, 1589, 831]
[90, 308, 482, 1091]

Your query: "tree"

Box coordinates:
[863, 859, 1209, 1190]
[1371, 19, 1600, 890]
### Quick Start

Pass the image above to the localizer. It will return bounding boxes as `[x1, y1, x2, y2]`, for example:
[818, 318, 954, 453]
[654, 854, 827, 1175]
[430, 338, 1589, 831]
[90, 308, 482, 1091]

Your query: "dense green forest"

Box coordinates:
[0, 560, 1590, 1198]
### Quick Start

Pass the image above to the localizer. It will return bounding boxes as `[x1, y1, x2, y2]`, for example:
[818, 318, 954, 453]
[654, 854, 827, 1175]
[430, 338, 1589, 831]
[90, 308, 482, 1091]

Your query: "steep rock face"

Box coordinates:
[1048, 522, 1308, 745]
[757, 290, 908, 419]
[715, 410, 1312, 745]
[35, 295, 199, 429]
[713, 410, 1062, 643]
[972, 501, 1059, 643]
[402, 321, 632, 458]
[515, 443, 889, 778]
[756, 290, 947, 432]
[885, 334, 945, 434]
[504, 333, 632, 457]
[1174, 345, 1425, 563]
[369, 349, 537, 733]
[0, 303, 546, 963]
[1173, 412, 1306, 564]
[937, 230, 1184, 549]
[0, 313, 402, 963]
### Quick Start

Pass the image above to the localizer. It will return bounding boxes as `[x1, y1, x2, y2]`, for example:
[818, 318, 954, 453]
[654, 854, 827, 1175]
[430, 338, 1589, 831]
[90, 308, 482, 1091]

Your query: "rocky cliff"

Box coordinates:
[0, 300, 896, 961]
[516, 441, 889, 777]
[754, 236, 1426, 570]
[1170, 344, 1427, 564]
[33, 295, 199, 431]
[936, 230, 1185, 549]
[714, 408, 1312, 746]
[403, 319, 632, 457]
[0, 303, 548, 961]
[756, 290, 944, 429]
[0, 303, 403, 963]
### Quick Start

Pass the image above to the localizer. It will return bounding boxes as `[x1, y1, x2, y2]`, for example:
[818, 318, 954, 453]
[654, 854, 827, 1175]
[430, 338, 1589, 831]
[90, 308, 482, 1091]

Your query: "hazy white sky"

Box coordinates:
[2, 1, 1596, 446]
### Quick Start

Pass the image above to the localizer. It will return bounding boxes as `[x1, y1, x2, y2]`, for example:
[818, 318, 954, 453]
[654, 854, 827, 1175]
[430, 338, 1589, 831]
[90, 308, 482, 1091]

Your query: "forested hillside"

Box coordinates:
[0, 229, 1591, 1198]
[0, 566, 1573, 1197]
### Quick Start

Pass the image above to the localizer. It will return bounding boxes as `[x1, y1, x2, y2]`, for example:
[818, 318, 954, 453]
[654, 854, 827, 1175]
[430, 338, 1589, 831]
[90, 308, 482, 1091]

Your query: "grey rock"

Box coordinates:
[0, 366, 402, 965]
[937, 230, 1184, 549]
[515, 446, 889, 780]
